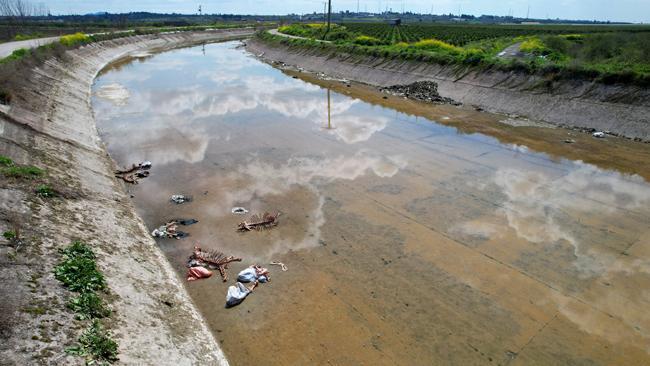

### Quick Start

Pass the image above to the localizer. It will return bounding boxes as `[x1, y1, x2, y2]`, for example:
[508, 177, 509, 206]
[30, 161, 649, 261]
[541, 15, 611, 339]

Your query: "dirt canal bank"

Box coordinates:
[93, 41, 650, 365]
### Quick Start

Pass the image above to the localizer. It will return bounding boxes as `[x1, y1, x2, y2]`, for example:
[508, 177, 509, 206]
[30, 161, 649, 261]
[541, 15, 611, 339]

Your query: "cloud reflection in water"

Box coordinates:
[223, 151, 408, 259]
[493, 162, 650, 277]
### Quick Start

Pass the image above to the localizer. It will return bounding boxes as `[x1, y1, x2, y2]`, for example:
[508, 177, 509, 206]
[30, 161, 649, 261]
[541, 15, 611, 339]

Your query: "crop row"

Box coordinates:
[342, 23, 650, 46]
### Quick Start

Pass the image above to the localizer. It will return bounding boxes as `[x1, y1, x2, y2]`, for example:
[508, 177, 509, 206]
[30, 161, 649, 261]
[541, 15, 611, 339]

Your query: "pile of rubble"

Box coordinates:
[381, 81, 461, 106]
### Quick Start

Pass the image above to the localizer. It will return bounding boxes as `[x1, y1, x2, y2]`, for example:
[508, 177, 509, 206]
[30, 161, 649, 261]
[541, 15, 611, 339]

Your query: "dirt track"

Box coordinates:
[0, 36, 60, 58]
[246, 38, 650, 141]
[0, 28, 253, 365]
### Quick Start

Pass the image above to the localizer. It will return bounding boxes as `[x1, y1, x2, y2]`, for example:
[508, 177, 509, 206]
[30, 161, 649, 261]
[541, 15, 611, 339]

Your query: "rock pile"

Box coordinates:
[381, 81, 461, 105]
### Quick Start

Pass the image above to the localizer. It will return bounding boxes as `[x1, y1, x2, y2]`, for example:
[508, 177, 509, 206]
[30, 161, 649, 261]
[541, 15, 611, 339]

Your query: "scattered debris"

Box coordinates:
[117, 170, 150, 184]
[237, 265, 270, 283]
[176, 218, 199, 226]
[499, 116, 556, 128]
[564, 139, 576, 144]
[115, 161, 152, 174]
[316, 72, 345, 83]
[237, 212, 281, 232]
[270, 261, 288, 271]
[187, 266, 213, 281]
[171, 194, 192, 204]
[151, 219, 197, 239]
[226, 281, 257, 308]
[380, 81, 461, 106]
[151, 222, 182, 239]
[593, 131, 606, 138]
[115, 161, 152, 184]
[231, 207, 249, 215]
[188, 246, 242, 282]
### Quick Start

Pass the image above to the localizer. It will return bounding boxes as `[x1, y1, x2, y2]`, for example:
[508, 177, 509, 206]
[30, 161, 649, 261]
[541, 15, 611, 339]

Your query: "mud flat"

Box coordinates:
[246, 38, 650, 141]
[0, 29, 253, 365]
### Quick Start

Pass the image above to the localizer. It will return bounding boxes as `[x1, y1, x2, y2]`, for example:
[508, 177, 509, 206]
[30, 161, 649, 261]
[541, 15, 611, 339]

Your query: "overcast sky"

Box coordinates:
[41, 0, 649, 23]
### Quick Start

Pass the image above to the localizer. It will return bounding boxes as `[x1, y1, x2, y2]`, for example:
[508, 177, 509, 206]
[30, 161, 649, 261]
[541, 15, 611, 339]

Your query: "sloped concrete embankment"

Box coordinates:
[247, 39, 650, 141]
[0, 29, 253, 365]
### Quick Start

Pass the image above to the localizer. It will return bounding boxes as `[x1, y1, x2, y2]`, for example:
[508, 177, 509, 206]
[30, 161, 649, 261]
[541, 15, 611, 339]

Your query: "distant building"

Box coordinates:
[388, 18, 401, 26]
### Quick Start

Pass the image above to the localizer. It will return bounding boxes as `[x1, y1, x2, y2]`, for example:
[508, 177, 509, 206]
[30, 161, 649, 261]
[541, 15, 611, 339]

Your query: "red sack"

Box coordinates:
[187, 267, 213, 281]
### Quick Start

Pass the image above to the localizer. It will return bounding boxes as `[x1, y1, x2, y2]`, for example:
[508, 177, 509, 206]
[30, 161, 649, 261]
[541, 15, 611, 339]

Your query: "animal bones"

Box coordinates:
[237, 212, 281, 232]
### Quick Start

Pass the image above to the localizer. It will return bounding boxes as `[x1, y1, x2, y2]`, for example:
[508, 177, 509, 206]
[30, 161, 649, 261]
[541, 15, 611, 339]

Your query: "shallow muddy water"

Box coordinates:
[93, 41, 650, 365]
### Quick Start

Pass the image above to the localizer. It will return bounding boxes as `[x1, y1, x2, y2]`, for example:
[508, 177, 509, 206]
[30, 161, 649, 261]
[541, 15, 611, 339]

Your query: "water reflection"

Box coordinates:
[322, 89, 334, 130]
[94, 83, 129, 106]
[94, 43, 391, 164]
[223, 151, 406, 259]
[93, 41, 650, 364]
[492, 162, 650, 277]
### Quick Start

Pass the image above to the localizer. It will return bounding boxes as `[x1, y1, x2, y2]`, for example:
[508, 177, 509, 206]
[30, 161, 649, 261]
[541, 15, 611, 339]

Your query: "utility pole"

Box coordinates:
[198, 4, 202, 16]
[357, 0, 359, 14]
[323, 2, 327, 21]
[326, 0, 331, 33]
[526, 4, 530, 19]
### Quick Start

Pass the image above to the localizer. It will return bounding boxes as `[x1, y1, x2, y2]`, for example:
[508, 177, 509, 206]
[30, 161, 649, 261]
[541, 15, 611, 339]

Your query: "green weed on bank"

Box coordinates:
[35, 184, 57, 197]
[66, 320, 118, 364]
[54, 241, 106, 293]
[0, 155, 44, 178]
[55, 241, 117, 364]
[262, 30, 650, 87]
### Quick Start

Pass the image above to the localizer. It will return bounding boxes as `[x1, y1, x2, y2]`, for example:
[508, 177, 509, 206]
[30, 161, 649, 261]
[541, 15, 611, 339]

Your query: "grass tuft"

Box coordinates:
[3, 230, 16, 240]
[67, 292, 111, 320]
[1, 165, 44, 178]
[0, 155, 13, 166]
[66, 320, 118, 363]
[54, 241, 105, 293]
[35, 184, 57, 198]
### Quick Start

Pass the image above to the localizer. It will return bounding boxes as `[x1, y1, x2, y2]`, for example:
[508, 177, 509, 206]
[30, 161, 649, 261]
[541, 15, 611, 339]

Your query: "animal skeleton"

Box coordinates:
[115, 161, 151, 184]
[115, 161, 152, 175]
[189, 246, 242, 282]
[237, 212, 281, 232]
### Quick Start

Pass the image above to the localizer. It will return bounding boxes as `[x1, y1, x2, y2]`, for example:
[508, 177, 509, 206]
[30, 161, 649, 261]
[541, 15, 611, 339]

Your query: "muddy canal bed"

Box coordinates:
[93, 41, 650, 365]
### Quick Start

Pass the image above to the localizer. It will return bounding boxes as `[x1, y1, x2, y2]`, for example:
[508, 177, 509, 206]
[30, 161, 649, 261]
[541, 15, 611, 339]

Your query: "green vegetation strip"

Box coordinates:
[55, 241, 117, 364]
[0, 155, 44, 178]
[273, 23, 650, 87]
[342, 22, 650, 46]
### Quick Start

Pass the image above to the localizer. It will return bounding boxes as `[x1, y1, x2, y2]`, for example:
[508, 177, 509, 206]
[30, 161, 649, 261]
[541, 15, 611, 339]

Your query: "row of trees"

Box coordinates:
[0, 0, 49, 18]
